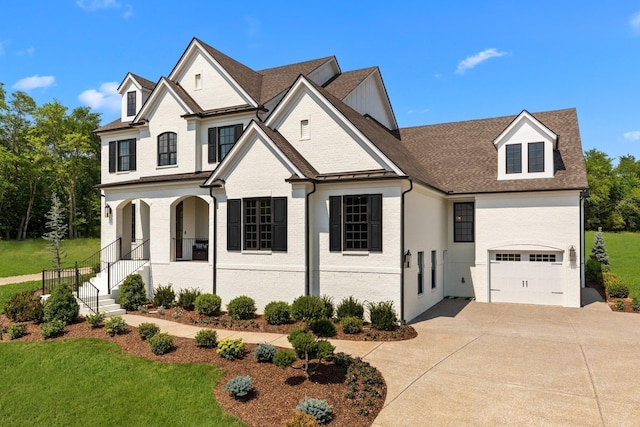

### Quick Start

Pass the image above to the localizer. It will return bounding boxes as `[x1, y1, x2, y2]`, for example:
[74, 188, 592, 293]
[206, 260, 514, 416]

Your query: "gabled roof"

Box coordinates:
[492, 110, 558, 149]
[134, 77, 203, 122]
[259, 56, 336, 104]
[129, 73, 156, 91]
[323, 67, 377, 100]
[398, 108, 588, 194]
[94, 118, 134, 133]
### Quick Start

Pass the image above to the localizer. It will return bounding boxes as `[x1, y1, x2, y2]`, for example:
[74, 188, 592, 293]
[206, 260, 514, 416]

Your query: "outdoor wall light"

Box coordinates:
[104, 204, 112, 218]
[461, 277, 465, 283]
[404, 250, 412, 268]
[569, 245, 576, 262]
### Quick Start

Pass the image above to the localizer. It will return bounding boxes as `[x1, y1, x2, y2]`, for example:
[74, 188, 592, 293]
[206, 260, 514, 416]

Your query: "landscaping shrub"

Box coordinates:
[264, 301, 291, 325]
[194, 329, 217, 348]
[4, 290, 44, 323]
[321, 295, 334, 319]
[296, 398, 333, 424]
[118, 274, 148, 311]
[253, 342, 276, 362]
[40, 319, 65, 338]
[633, 298, 640, 312]
[336, 296, 364, 320]
[153, 284, 175, 307]
[104, 316, 127, 336]
[340, 316, 363, 334]
[585, 258, 603, 285]
[606, 281, 630, 299]
[273, 349, 297, 369]
[286, 328, 335, 378]
[615, 299, 625, 311]
[216, 338, 246, 360]
[283, 411, 319, 427]
[224, 375, 253, 399]
[7, 323, 27, 340]
[194, 293, 222, 316]
[177, 287, 201, 311]
[43, 284, 79, 324]
[226, 295, 256, 320]
[590, 228, 610, 266]
[148, 332, 174, 355]
[308, 318, 337, 338]
[85, 312, 105, 328]
[291, 296, 326, 322]
[367, 300, 397, 331]
[137, 322, 160, 340]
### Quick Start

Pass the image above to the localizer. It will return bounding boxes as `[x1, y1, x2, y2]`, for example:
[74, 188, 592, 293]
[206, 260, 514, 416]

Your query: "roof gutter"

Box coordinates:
[400, 178, 413, 322]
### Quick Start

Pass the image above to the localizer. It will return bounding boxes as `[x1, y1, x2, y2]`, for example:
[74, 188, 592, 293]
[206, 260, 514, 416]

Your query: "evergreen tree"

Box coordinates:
[590, 227, 609, 267]
[42, 193, 68, 269]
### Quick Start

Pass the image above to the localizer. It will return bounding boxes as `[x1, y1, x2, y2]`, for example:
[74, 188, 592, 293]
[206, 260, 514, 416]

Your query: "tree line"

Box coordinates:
[0, 83, 101, 240]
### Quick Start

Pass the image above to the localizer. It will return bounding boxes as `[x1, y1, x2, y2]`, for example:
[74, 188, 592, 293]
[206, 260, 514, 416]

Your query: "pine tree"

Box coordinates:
[590, 227, 609, 267]
[42, 192, 68, 269]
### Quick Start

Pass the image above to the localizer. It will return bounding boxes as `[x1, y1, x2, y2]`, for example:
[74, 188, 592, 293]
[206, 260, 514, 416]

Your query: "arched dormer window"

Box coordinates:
[158, 132, 177, 166]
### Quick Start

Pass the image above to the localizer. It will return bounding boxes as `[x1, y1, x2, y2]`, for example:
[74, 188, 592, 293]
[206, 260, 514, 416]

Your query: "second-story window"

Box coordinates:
[158, 132, 177, 166]
[528, 142, 544, 173]
[109, 139, 136, 172]
[127, 91, 136, 117]
[208, 124, 243, 163]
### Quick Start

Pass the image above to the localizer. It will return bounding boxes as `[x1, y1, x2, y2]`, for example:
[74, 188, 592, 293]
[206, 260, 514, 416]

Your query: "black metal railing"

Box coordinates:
[107, 239, 150, 294]
[174, 237, 209, 261]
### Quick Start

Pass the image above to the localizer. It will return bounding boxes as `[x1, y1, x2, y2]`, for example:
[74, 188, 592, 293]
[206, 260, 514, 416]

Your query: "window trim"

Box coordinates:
[528, 142, 545, 173]
[127, 91, 136, 117]
[330, 194, 382, 252]
[109, 138, 136, 173]
[157, 132, 177, 166]
[505, 143, 522, 174]
[208, 124, 243, 163]
[227, 197, 287, 252]
[453, 202, 474, 243]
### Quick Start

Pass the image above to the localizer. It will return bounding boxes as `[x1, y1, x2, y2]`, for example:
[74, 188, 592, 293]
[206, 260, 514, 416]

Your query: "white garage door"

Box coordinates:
[490, 252, 564, 306]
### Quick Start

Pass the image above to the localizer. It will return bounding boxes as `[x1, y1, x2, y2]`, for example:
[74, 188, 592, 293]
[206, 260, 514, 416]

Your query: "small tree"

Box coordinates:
[42, 192, 68, 269]
[590, 227, 610, 267]
[274, 327, 335, 379]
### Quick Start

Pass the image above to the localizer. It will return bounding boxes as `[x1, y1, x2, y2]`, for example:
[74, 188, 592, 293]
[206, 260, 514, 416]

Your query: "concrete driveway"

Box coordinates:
[368, 292, 640, 426]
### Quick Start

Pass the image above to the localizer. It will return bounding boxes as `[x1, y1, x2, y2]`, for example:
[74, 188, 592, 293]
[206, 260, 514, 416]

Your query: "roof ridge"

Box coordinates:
[257, 56, 334, 74]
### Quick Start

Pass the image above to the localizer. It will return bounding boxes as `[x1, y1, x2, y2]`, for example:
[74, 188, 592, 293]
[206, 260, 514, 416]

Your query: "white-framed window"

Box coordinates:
[157, 132, 177, 166]
[127, 91, 136, 116]
[528, 142, 545, 173]
[530, 253, 556, 262]
[495, 253, 521, 261]
[506, 143, 521, 174]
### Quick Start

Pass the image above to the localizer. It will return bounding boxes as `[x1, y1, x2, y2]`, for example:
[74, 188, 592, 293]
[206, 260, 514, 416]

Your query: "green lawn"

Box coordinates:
[0, 238, 100, 277]
[586, 231, 640, 298]
[0, 339, 244, 427]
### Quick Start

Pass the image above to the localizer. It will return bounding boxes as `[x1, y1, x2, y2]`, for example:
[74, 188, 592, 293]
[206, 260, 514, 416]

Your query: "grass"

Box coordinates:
[0, 338, 245, 427]
[586, 231, 640, 299]
[0, 238, 99, 277]
[0, 281, 40, 314]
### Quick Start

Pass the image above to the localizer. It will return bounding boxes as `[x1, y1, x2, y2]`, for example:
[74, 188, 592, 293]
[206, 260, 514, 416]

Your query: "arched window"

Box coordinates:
[158, 132, 177, 166]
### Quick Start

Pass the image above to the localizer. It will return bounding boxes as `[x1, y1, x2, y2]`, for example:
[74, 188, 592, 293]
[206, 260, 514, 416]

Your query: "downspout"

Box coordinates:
[305, 181, 317, 296]
[580, 189, 589, 295]
[400, 178, 413, 322]
[209, 188, 217, 294]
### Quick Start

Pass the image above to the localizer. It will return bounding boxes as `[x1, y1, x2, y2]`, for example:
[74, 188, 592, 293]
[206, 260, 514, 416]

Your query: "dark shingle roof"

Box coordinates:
[97, 171, 213, 189]
[129, 73, 156, 91]
[258, 56, 335, 103]
[165, 78, 203, 114]
[95, 118, 134, 133]
[398, 108, 588, 194]
[323, 67, 376, 100]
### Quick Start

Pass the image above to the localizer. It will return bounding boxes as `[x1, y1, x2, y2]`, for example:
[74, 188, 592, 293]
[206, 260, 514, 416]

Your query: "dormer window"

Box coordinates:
[505, 144, 521, 174]
[528, 142, 544, 173]
[127, 91, 136, 116]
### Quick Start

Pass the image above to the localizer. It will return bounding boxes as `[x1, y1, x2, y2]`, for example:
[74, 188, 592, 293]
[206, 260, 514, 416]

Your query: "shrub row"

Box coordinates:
[603, 272, 630, 299]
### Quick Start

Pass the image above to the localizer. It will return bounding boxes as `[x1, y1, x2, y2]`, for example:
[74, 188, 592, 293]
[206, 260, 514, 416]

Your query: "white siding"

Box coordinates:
[446, 200, 476, 297]
[307, 59, 340, 86]
[343, 73, 395, 130]
[196, 113, 253, 172]
[100, 128, 140, 186]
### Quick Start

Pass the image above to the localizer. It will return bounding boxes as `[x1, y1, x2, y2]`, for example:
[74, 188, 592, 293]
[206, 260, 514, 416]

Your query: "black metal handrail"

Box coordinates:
[107, 239, 150, 294]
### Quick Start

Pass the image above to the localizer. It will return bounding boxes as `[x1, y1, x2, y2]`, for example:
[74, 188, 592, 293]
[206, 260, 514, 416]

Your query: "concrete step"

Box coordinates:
[77, 293, 125, 318]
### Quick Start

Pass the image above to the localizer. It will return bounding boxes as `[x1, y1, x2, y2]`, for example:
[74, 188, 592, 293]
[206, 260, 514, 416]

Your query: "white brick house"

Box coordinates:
[95, 38, 589, 321]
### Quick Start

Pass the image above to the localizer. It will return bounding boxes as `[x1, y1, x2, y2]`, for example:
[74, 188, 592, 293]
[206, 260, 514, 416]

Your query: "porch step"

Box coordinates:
[78, 294, 126, 318]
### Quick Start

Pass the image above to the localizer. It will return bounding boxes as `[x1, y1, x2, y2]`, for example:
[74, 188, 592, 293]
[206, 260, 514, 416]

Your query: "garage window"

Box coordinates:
[530, 254, 556, 262]
[495, 253, 521, 261]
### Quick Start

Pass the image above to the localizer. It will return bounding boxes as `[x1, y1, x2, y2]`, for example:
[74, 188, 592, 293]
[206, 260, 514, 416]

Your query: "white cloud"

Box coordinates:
[407, 108, 430, 115]
[456, 48, 507, 74]
[13, 75, 55, 90]
[631, 11, 640, 32]
[623, 130, 640, 141]
[78, 82, 120, 111]
[244, 16, 261, 37]
[123, 4, 133, 18]
[76, 0, 120, 10]
[16, 46, 35, 56]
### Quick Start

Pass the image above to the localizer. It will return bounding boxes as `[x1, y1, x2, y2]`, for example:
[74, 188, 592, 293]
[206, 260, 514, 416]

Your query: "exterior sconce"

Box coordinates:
[105, 204, 112, 218]
[461, 277, 465, 283]
[569, 245, 576, 262]
[404, 250, 412, 268]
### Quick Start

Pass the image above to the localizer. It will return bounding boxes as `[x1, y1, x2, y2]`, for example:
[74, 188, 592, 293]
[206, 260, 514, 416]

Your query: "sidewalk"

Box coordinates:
[0, 273, 41, 286]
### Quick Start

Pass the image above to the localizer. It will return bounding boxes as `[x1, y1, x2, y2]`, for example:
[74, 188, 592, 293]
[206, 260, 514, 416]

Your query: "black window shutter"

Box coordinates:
[272, 197, 287, 251]
[227, 199, 241, 251]
[108, 141, 116, 173]
[129, 139, 136, 171]
[208, 127, 217, 163]
[329, 196, 342, 251]
[233, 124, 243, 142]
[369, 194, 382, 252]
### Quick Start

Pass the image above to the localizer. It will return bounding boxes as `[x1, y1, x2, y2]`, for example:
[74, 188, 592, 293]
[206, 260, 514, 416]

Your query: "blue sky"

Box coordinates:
[1, 1, 639, 161]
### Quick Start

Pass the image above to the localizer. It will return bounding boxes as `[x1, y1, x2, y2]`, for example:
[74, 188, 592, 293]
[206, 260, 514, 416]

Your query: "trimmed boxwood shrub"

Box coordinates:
[118, 274, 148, 311]
[4, 290, 44, 323]
[273, 349, 297, 369]
[607, 282, 630, 299]
[367, 300, 397, 331]
[153, 284, 175, 307]
[85, 312, 105, 328]
[104, 316, 127, 336]
[264, 301, 291, 325]
[194, 293, 222, 316]
[43, 284, 79, 324]
[40, 319, 66, 339]
[296, 398, 333, 424]
[291, 296, 326, 322]
[253, 342, 276, 362]
[148, 332, 174, 355]
[308, 318, 337, 338]
[7, 323, 27, 340]
[227, 295, 256, 320]
[340, 316, 363, 334]
[137, 322, 160, 340]
[224, 375, 253, 399]
[336, 296, 364, 320]
[194, 329, 217, 348]
[177, 287, 201, 311]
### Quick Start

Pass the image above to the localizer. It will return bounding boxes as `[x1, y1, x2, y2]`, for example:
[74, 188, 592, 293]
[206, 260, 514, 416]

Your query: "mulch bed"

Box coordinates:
[131, 306, 418, 342]
[587, 278, 640, 314]
[0, 314, 387, 426]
